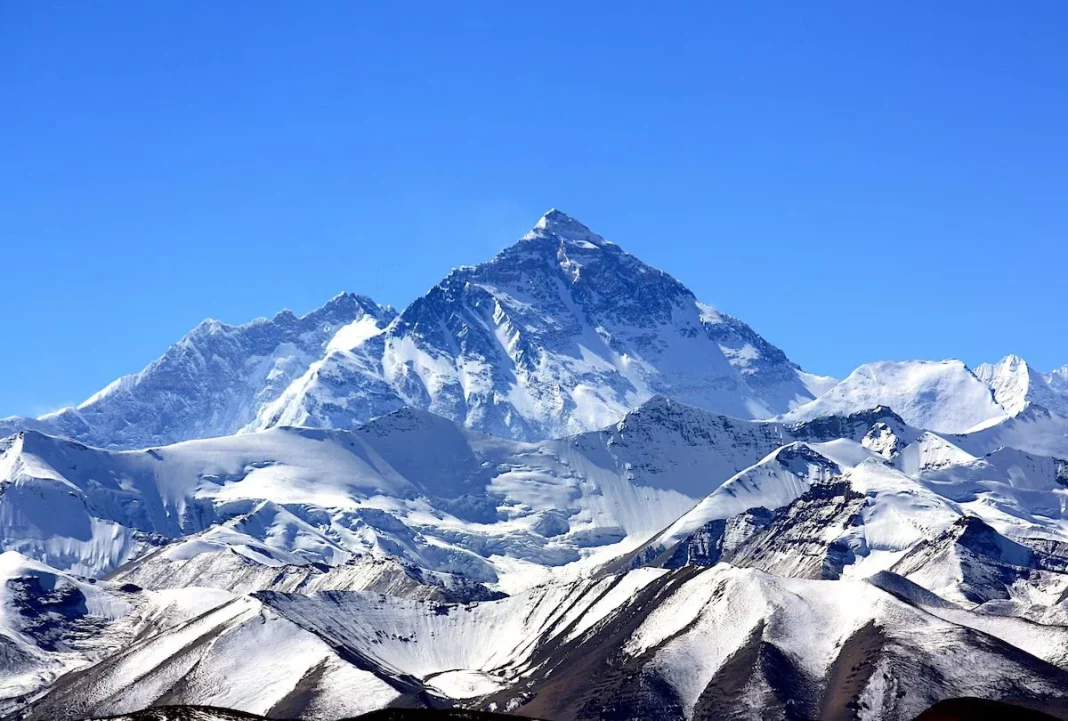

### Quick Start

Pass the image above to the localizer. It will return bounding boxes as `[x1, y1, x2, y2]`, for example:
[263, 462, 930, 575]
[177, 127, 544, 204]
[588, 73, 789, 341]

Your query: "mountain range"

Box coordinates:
[1, 211, 830, 449]
[2, 210, 1068, 721]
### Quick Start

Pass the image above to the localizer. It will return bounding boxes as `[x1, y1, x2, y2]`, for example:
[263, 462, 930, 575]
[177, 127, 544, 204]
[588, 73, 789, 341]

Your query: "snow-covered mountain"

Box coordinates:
[0, 294, 396, 450]
[6, 394, 1068, 718]
[782, 359, 1009, 434]
[252, 210, 821, 440]
[0, 550, 234, 717]
[975, 354, 1068, 417]
[782, 355, 1068, 459]
[11, 557, 1068, 721]
[0, 399, 804, 599]
[0, 210, 820, 448]
[1047, 364, 1068, 395]
[620, 422, 1068, 584]
[5, 209, 1068, 720]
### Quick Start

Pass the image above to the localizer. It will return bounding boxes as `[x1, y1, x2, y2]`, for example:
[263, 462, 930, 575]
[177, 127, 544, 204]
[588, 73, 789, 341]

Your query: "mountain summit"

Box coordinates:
[525, 207, 610, 245]
[1, 211, 819, 446]
[252, 210, 821, 439]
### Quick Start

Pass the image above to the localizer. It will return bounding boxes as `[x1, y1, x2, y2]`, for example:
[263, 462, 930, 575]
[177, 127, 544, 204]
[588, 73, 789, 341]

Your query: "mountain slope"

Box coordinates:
[0, 400, 797, 594]
[621, 442, 844, 570]
[253, 210, 817, 440]
[0, 295, 395, 450]
[0, 550, 234, 716]
[782, 360, 1008, 434]
[618, 422, 1068, 592]
[5, 400, 1068, 720]
[500, 565, 1068, 721]
[20, 593, 405, 721]
[948, 404, 1068, 460]
[18, 565, 1068, 721]
[1047, 365, 1068, 398]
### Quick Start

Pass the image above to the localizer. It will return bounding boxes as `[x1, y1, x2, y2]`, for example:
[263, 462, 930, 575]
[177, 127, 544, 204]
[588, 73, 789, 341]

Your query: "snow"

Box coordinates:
[644, 443, 841, 555]
[975, 354, 1068, 417]
[2, 209, 1068, 720]
[797, 369, 840, 397]
[7, 525, 1068, 721]
[563, 567, 668, 642]
[425, 669, 508, 698]
[40, 594, 400, 720]
[895, 432, 977, 475]
[0, 294, 396, 450]
[0, 552, 140, 706]
[848, 460, 962, 552]
[7, 382, 1068, 617]
[809, 438, 884, 468]
[2, 401, 789, 596]
[617, 564, 1068, 719]
[325, 315, 387, 352]
[624, 567, 892, 717]
[951, 404, 1068, 458]
[239, 210, 815, 442]
[261, 579, 618, 680]
[783, 359, 1009, 434]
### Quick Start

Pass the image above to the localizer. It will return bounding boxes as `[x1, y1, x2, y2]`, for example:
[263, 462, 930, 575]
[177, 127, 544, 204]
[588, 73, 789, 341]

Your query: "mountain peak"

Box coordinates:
[524, 208, 610, 247]
[318, 291, 394, 322]
[979, 353, 1029, 374]
[255, 210, 815, 440]
[975, 353, 1068, 417]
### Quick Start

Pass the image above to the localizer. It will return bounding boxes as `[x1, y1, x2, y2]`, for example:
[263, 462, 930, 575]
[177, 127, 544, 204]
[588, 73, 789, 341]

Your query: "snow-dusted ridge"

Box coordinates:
[0, 398, 807, 598]
[3, 210, 1068, 720]
[11, 560, 1068, 721]
[976, 354, 1068, 418]
[0, 294, 396, 450]
[781, 359, 1009, 434]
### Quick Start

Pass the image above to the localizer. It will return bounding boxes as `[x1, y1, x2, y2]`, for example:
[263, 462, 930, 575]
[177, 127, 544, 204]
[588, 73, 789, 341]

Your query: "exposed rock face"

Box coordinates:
[660, 480, 866, 580]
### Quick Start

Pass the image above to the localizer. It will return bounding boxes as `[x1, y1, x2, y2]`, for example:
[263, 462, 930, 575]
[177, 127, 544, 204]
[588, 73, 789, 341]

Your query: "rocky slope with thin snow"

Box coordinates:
[14, 562, 1068, 721]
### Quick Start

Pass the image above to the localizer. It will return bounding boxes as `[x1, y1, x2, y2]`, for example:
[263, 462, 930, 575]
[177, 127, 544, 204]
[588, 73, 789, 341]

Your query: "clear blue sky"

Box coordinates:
[2, 2, 1066, 417]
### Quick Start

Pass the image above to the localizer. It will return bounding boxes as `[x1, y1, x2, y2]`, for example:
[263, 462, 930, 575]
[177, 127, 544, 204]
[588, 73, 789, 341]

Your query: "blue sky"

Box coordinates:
[2, 2, 1066, 417]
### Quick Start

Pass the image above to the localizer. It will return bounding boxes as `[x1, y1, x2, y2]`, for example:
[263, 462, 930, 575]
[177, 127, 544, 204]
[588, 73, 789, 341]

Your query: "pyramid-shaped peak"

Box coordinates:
[994, 353, 1029, 370]
[524, 208, 611, 247]
[319, 291, 395, 321]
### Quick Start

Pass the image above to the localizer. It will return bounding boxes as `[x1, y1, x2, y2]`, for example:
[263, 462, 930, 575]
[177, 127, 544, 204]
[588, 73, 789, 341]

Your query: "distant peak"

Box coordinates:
[997, 353, 1028, 369]
[323, 291, 372, 310]
[537, 208, 586, 231]
[317, 292, 394, 322]
[523, 208, 610, 247]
